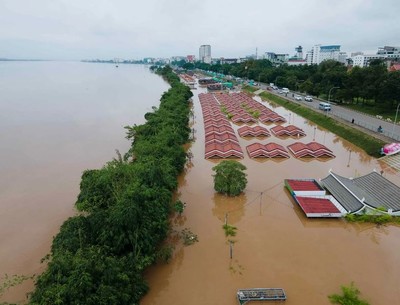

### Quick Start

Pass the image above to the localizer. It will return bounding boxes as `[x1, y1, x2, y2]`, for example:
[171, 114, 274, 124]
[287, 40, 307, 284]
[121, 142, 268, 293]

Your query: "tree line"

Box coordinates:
[175, 59, 400, 110]
[29, 66, 193, 304]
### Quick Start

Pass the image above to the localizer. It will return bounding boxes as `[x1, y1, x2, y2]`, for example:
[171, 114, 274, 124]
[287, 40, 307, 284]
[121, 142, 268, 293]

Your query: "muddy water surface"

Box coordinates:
[0, 62, 169, 303]
[142, 87, 400, 305]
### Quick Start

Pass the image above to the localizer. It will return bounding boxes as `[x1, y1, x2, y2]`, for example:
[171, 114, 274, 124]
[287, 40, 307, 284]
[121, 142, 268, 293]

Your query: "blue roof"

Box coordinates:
[320, 45, 340, 51]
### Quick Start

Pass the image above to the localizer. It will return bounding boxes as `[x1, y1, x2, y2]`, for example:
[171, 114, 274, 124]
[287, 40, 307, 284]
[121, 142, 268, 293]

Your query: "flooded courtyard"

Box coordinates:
[141, 86, 400, 305]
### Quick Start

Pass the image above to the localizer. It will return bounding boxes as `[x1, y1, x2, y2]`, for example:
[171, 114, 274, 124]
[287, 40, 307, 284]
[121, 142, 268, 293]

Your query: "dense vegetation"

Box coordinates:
[29, 66, 193, 305]
[175, 59, 400, 111]
[212, 160, 247, 196]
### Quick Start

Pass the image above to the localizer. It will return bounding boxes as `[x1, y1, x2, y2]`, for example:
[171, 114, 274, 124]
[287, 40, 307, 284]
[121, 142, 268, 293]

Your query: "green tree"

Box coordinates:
[212, 161, 247, 196]
[328, 283, 370, 305]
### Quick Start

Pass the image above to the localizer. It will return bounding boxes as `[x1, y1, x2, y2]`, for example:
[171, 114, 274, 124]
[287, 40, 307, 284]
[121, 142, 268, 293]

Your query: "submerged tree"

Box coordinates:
[212, 160, 247, 196]
[328, 282, 370, 305]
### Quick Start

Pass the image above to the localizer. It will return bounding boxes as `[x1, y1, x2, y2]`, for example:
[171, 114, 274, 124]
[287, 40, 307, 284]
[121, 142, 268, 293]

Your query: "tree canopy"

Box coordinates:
[175, 59, 400, 110]
[212, 160, 247, 196]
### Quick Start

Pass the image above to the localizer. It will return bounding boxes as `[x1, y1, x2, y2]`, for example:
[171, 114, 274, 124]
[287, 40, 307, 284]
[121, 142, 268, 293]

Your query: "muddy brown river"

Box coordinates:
[1, 66, 399, 305]
[141, 86, 400, 305]
[0, 62, 169, 303]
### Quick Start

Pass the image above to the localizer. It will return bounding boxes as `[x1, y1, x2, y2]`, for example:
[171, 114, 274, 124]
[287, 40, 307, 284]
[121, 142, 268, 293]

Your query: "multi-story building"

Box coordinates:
[288, 46, 307, 66]
[377, 46, 400, 59]
[264, 52, 289, 65]
[351, 54, 385, 67]
[199, 45, 212, 64]
[306, 44, 347, 65]
[350, 46, 400, 68]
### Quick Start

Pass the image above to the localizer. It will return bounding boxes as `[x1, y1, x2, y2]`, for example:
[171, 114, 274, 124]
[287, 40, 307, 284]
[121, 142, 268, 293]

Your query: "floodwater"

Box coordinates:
[0, 61, 170, 303]
[141, 86, 400, 305]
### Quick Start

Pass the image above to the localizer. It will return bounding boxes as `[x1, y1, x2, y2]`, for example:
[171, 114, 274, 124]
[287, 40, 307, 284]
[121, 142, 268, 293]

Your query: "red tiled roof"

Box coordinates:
[271, 125, 306, 137]
[286, 179, 323, 191]
[296, 197, 340, 213]
[246, 142, 289, 158]
[287, 142, 335, 158]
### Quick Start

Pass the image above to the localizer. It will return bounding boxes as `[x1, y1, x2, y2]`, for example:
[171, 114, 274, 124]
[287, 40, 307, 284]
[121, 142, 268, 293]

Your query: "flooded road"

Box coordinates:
[142, 86, 400, 305]
[0, 62, 169, 303]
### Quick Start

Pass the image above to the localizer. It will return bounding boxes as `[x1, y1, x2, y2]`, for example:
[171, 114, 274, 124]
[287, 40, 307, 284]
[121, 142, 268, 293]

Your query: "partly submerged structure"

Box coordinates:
[237, 288, 286, 304]
[287, 142, 335, 158]
[247, 143, 290, 159]
[321, 171, 400, 215]
[286, 171, 400, 217]
[285, 179, 346, 217]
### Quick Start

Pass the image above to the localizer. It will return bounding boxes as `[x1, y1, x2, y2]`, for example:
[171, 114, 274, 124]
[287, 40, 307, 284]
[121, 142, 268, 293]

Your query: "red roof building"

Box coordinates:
[246, 142, 290, 158]
[287, 142, 335, 158]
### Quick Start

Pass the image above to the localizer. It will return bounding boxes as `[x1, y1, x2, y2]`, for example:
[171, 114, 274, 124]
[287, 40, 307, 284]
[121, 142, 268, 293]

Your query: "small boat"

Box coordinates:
[382, 143, 400, 156]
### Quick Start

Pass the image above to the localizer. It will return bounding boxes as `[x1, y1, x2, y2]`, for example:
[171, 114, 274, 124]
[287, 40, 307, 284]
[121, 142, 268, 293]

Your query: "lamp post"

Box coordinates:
[328, 86, 340, 102]
[391, 103, 400, 138]
[313, 126, 316, 141]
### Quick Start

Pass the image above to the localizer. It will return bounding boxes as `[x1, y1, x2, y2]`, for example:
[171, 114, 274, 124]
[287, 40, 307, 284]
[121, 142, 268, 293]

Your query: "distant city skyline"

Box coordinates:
[0, 0, 399, 60]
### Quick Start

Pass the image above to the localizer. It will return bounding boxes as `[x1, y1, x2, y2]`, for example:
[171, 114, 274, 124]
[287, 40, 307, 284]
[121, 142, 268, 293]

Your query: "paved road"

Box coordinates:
[258, 85, 400, 143]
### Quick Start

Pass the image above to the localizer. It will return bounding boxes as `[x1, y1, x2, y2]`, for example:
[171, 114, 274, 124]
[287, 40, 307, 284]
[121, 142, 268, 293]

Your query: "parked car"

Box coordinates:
[294, 95, 302, 101]
[304, 96, 313, 102]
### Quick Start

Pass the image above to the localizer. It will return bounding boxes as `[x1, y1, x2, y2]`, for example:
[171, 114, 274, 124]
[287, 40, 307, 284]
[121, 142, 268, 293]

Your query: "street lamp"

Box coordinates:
[391, 102, 400, 138]
[328, 86, 340, 102]
[313, 126, 316, 141]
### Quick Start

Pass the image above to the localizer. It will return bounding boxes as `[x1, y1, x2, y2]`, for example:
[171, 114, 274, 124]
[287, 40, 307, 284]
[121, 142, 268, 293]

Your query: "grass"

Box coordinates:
[243, 85, 258, 93]
[248, 89, 385, 157]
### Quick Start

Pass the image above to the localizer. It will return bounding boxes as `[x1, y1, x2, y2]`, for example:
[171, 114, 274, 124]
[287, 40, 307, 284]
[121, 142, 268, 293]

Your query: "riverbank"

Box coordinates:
[28, 66, 193, 304]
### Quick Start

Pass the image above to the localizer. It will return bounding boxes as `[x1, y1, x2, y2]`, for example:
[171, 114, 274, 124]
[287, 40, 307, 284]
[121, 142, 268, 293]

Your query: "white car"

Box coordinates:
[304, 96, 313, 102]
[294, 95, 302, 101]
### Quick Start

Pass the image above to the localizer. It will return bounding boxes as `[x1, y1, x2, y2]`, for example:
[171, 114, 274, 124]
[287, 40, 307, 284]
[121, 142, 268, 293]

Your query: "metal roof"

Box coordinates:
[353, 171, 400, 211]
[320, 174, 364, 213]
[321, 172, 400, 212]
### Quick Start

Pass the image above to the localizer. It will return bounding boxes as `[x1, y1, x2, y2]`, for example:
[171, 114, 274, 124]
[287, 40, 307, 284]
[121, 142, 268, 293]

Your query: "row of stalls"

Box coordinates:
[285, 171, 400, 218]
[198, 92, 336, 160]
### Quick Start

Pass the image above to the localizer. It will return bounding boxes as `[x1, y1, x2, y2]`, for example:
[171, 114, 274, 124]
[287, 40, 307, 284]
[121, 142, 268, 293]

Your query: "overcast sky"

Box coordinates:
[1, 0, 398, 60]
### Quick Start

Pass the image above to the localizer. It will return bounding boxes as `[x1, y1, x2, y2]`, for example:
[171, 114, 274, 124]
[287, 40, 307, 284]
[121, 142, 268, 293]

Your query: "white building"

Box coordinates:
[351, 54, 385, 67]
[199, 45, 212, 64]
[377, 46, 400, 59]
[350, 46, 400, 68]
[306, 45, 347, 65]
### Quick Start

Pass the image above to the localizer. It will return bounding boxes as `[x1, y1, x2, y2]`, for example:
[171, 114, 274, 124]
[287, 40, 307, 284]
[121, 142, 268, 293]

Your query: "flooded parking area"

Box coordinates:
[141, 87, 400, 305]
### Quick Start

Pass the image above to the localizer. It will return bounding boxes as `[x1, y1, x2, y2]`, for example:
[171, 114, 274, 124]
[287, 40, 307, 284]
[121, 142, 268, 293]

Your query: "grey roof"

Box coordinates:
[321, 171, 400, 212]
[321, 174, 364, 213]
[353, 171, 400, 211]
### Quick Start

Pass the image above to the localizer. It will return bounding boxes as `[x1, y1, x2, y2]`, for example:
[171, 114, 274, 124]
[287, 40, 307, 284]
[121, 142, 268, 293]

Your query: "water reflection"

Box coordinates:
[212, 192, 247, 224]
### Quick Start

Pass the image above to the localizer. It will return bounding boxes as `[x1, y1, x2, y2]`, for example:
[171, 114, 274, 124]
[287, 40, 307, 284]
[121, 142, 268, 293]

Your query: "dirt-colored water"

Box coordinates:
[141, 86, 400, 305]
[0, 62, 169, 303]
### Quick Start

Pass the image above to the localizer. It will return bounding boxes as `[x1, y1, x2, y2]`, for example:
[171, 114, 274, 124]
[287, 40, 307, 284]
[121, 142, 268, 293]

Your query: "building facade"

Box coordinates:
[199, 45, 212, 64]
[306, 44, 347, 65]
[351, 54, 385, 67]
[264, 52, 289, 65]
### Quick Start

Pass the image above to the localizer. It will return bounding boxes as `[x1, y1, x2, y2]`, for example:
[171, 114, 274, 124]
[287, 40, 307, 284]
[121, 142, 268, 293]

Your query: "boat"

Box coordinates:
[382, 143, 400, 156]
